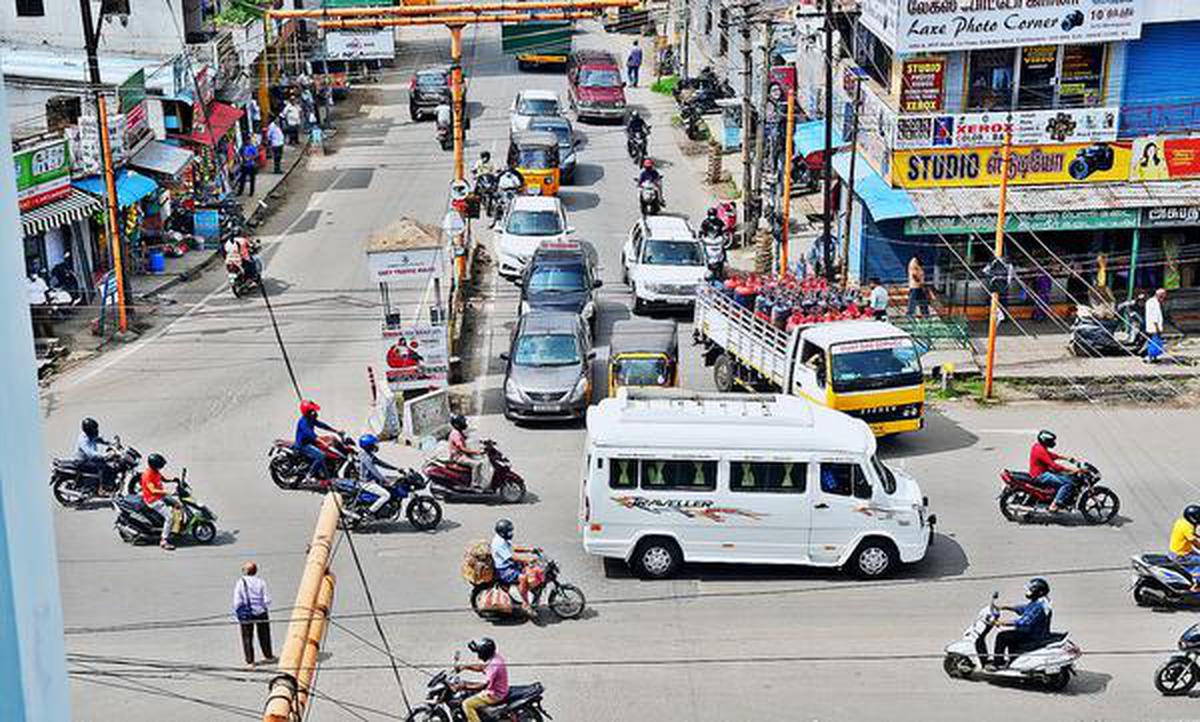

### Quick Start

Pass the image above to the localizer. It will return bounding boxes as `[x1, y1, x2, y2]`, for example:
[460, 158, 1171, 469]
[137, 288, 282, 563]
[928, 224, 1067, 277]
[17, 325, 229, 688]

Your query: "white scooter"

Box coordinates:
[700, 228, 726, 278]
[943, 592, 1081, 691]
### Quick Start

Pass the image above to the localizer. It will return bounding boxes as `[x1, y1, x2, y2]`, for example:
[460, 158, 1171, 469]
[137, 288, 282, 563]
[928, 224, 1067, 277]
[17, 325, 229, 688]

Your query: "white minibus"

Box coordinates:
[581, 389, 935, 579]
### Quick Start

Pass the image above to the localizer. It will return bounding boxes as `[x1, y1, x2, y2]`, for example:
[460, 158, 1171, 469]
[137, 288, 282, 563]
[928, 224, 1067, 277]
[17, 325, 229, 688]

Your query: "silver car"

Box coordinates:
[501, 310, 594, 422]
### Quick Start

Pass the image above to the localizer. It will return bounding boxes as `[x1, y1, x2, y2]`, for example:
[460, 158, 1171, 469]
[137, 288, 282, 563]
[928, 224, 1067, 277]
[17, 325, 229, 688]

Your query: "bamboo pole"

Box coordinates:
[983, 124, 1014, 400]
[269, 0, 636, 18]
[294, 574, 336, 714]
[318, 11, 596, 28]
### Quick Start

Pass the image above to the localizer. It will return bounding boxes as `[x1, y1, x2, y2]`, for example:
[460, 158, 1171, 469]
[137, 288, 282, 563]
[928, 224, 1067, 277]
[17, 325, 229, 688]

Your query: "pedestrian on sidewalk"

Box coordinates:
[1145, 287, 1167, 363]
[307, 107, 324, 155]
[233, 561, 276, 669]
[236, 136, 258, 196]
[627, 41, 643, 88]
[267, 119, 286, 174]
[284, 99, 302, 145]
[869, 277, 889, 321]
[321, 82, 335, 129]
[907, 256, 930, 317]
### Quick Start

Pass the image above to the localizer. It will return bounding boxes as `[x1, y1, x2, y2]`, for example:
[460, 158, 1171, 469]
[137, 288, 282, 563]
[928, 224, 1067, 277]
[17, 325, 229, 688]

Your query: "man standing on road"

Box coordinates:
[907, 256, 930, 317]
[1145, 287, 1166, 363]
[233, 561, 276, 669]
[267, 119, 286, 174]
[627, 40, 643, 88]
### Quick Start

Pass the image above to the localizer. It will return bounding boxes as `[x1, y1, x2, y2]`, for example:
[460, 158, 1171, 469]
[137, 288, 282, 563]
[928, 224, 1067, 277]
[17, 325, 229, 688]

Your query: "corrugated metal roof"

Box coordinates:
[907, 180, 1200, 218]
[0, 46, 173, 91]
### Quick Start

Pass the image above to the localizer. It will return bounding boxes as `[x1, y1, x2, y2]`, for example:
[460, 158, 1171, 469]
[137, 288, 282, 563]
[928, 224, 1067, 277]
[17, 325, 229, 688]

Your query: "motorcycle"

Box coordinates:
[333, 469, 443, 532]
[677, 79, 734, 115]
[474, 172, 499, 220]
[1130, 553, 1200, 608]
[700, 227, 726, 278]
[469, 549, 586, 622]
[423, 439, 526, 504]
[50, 435, 143, 506]
[637, 179, 662, 216]
[113, 470, 218, 545]
[681, 103, 706, 141]
[268, 432, 358, 491]
[1069, 301, 1146, 357]
[672, 66, 719, 102]
[405, 653, 551, 722]
[997, 460, 1119, 525]
[1154, 623, 1200, 696]
[626, 128, 649, 165]
[943, 592, 1081, 691]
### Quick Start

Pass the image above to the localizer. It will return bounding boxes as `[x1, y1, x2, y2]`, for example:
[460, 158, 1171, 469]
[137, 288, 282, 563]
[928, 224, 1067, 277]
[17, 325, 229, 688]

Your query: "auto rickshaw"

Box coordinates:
[508, 131, 561, 196]
[607, 319, 678, 396]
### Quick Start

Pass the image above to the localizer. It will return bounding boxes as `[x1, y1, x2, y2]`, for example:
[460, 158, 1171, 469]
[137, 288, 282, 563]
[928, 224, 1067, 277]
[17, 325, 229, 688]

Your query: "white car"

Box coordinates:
[496, 195, 574, 279]
[510, 89, 563, 134]
[622, 215, 709, 313]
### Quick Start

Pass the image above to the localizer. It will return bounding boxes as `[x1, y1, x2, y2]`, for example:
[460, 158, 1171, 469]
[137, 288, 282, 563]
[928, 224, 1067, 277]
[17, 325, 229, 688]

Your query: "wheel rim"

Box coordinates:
[501, 480, 523, 503]
[1082, 490, 1117, 523]
[858, 547, 890, 576]
[1159, 661, 1196, 693]
[549, 586, 585, 618]
[642, 546, 674, 576]
[409, 499, 440, 529]
[193, 522, 216, 543]
[715, 359, 732, 390]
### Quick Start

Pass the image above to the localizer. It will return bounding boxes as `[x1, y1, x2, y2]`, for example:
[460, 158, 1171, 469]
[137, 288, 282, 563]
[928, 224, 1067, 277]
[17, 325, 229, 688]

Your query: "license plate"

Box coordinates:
[533, 404, 559, 413]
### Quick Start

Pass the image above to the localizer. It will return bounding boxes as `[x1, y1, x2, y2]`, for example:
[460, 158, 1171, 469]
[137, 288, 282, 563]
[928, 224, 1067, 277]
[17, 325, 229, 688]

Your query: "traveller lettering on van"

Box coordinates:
[612, 495, 767, 523]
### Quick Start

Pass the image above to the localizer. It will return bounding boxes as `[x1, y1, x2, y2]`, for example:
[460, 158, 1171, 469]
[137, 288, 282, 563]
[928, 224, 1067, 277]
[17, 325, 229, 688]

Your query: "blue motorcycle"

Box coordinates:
[334, 470, 443, 531]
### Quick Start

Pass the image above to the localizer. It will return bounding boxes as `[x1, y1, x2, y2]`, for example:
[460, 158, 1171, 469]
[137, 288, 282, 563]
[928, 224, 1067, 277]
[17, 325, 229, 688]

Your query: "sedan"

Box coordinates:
[528, 115, 580, 184]
[501, 310, 595, 422]
[510, 89, 562, 134]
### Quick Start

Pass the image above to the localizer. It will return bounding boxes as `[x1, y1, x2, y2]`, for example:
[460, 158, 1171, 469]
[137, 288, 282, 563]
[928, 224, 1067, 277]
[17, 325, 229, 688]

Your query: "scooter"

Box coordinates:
[50, 435, 143, 506]
[268, 432, 358, 491]
[1154, 623, 1200, 696]
[1131, 554, 1200, 608]
[997, 460, 1119, 525]
[227, 255, 263, 298]
[468, 549, 586, 622]
[423, 439, 526, 504]
[113, 470, 218, 545]
[333, 469, 443, 532]
[943, 592, 1081, 691]
[405, 653, 552, 722]
[627, 128, 649, 165]
[1069, 301, 1146, 357]
[637, 179, 662, 216]
[700, 228, 726, 278]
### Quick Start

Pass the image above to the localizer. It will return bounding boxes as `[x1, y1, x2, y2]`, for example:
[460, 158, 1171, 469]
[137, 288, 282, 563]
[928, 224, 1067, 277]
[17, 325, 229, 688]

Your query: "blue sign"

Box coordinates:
[193, 209, 220, 248]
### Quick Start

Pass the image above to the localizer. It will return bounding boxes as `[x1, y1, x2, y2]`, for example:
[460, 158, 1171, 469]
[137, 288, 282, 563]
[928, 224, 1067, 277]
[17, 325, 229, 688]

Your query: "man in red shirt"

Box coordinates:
[141, 453, 177, 550]
[1029, 430, 1077, 513]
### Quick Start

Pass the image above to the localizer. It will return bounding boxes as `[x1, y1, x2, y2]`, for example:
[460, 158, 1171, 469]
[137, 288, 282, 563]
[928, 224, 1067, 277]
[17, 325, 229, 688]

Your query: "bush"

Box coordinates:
[651, 76, 678, 96]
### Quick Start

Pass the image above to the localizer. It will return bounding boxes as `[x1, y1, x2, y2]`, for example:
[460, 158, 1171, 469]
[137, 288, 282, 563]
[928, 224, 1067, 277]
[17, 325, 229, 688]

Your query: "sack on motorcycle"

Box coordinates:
[461, 541, 495, 585]
[478, 587, 512, 614]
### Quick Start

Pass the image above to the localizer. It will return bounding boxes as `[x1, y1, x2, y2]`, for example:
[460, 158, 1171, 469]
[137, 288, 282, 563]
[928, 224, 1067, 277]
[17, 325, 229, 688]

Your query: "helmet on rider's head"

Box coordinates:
[1025, 577, 1050, 600]
[495, 518, 514, 540]
[300, 400, 320, 417]
[630, 110, 640, 120]
[147, 453, 167, 470]
[707, 207, 719, 220]
[480, 151, 491, 161]
[82, 417, 100, 438]
[469, 637, 496, 661]
[450, 414, 468, 432]
[358, 434, 379, 452]
[1036, 430, 1057, 449]
[642, 158, 654, 169]
[1185, 505, 1200, 525]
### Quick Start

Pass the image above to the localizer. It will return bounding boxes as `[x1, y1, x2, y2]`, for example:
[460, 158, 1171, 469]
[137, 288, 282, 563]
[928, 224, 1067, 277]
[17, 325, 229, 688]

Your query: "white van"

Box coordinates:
[581, 389, 935, 579]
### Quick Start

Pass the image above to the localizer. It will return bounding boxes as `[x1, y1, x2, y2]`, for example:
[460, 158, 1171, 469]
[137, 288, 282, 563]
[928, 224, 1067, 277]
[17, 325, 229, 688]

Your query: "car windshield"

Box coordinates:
[870, 454, 897, 495]
[516, 147, 556, 169]
[579, 69, 622, 87]
[513, 333, 580, 366]
[829, 339, 923, 393]
[642, 239, 703, 266]
[416, 73, 446, 87]
[519, 98, 559, 115]
[506, 210, 563, 236]
[528, 264, 586, 292]
[615, 357, 669, 387]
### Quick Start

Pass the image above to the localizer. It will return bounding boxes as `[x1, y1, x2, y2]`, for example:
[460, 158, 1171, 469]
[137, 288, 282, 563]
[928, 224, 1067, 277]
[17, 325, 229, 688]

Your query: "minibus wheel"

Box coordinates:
[632, 537, 682, 579]
[847, 538, 898, 579]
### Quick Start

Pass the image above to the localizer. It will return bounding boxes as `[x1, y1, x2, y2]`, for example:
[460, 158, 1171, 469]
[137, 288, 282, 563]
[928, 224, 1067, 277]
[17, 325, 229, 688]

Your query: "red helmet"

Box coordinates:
[299, 400, 320, 416]
[642, 158, 654, 169]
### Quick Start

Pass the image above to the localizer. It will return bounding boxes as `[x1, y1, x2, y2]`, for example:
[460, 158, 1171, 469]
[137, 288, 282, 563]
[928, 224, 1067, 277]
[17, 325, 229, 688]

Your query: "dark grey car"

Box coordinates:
[501, 311, 594, 422]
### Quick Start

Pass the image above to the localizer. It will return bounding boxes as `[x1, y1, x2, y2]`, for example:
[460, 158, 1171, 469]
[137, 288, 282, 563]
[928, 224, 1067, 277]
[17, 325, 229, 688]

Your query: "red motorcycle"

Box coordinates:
[268, 433, 358, 491]
[423, 439, 526, 504]
[998, 460, 1119, 525]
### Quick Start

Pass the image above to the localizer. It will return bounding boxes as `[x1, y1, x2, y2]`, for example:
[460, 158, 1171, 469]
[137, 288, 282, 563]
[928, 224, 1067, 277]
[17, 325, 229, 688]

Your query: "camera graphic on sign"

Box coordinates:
[1068, 144, 1115, 180]
[1061, 10, 1084, 32]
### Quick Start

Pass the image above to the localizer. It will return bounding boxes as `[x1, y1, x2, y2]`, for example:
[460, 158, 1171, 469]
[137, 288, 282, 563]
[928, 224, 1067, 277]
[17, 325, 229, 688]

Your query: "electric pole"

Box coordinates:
[681, 0, 690, 78]
[752, 20, 772, 234]
[840, 73, 862, 287]
[820, 0, 835, 281]
[739, 2, 755, 247]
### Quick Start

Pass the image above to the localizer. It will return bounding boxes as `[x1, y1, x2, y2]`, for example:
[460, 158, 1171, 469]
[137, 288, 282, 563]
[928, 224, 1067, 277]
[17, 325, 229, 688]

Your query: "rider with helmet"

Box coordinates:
[1170, 505, 1200, 590]
[626, 110, 649, 141]
[471, 151, 494, 179]
[638, 157, 662, 187]
[1029, 430, 1078, 513]
[293, 400, 339, 484]
[74, 417, 113, 491]
[351, 434, 398, 520]
[449, 414, 490, 490]
[491, 519, 535, 616]
[700, 207, 725, 240]
[982, 577, 1053, 669]
[456, 637, 509, 722]
[140, 453, 178, 551]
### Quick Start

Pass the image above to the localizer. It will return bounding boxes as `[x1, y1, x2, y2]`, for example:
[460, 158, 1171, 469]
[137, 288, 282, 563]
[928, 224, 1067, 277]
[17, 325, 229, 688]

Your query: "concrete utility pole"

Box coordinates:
[840, 74, 862, 287]
[681, 0, 690, 78]
[983, 125, 1014, 400]
[450, 24, 466, 182]
[780, 88, 796, 274]
[739, 3, 754, 247]
[820, 0, 835, 281]
[751, 20, 772, 233]
[0, 80, 71, 722]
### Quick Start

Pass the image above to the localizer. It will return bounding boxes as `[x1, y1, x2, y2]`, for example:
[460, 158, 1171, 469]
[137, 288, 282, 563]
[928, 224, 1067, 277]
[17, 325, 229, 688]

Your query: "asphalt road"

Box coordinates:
[46, 23, 1200, 722]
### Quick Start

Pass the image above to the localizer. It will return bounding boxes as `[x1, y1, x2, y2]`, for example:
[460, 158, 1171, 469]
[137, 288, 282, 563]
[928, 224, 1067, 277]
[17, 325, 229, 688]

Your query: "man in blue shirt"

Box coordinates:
[627, 40, 643, 87]
[988, 577, 1053, 668]
[294, 400, 339, 483]
[491, 518, 535, 617]
[74, 416, 113, 491]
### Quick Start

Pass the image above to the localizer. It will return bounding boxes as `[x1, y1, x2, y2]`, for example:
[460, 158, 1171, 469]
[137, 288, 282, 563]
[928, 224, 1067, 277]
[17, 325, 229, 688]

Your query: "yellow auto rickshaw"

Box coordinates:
[508, 131, 561, 196]
[608, 319, 679, 397]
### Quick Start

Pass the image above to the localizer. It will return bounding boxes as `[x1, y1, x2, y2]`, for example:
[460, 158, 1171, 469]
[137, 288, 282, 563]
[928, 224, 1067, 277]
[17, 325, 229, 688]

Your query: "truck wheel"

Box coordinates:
[713, 354, 736, 392]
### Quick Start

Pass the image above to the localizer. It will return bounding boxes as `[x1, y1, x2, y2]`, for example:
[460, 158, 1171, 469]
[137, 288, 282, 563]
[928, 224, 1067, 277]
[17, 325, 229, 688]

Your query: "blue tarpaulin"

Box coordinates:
[73, 169, 158, 208]
[794, 120, 844, 157]
[831, 151, 916, 222]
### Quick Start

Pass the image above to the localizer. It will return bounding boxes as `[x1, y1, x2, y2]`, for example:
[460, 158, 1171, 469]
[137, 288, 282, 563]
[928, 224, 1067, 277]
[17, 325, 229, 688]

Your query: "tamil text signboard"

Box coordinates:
[893, 108, 1119, 150]
[1129, 136, 1200, 181]
[892, 141, 1132, 188]
[15, 139, 71, 212]
[905, 209, 1140, 235]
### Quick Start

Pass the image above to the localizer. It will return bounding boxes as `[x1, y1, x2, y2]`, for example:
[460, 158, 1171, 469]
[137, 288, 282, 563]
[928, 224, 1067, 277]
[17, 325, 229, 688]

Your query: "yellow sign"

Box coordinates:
[891, 142, 1132, 189]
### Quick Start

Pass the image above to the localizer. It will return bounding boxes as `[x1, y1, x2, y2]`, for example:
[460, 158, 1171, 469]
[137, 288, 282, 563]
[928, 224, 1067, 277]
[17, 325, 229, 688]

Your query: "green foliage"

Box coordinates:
[651, 76, 678, 95]
[215, 0, 266, 26]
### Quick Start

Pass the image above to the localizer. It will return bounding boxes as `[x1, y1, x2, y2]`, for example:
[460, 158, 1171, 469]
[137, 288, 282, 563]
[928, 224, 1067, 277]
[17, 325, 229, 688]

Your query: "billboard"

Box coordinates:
[1129, 136, 1200, 181]
[14, 139, 71, 212]
[898, 57, 945, 114]
[892, 141, 1133, 189]
[892, 107, 1119, 150]
[325, 30, 396, 60]
[382, 323, 449, 392]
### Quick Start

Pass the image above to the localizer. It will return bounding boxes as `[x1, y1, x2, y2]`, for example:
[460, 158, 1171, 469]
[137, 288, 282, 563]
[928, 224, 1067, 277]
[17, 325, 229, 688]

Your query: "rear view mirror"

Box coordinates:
[499, 352, 510, 361]
[566, 226, 577, 235]
[586, 350, 598, 361]
[593, 279, 603, 288]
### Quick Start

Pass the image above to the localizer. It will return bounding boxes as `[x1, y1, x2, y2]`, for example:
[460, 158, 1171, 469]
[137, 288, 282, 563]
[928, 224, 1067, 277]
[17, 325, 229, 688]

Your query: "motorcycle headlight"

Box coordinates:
[581, 301, 595, 319]
[505, 378, 527, 402]
[570, 375, 590, 401]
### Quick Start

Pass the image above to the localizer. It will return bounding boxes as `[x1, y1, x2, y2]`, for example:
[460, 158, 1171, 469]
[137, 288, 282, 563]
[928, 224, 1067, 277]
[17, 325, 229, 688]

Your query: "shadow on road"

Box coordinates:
[879, 409, 979, 459]
[348, 519, 462, 536]
[560, 189, 601, 211]
[570, 161, 605, 186]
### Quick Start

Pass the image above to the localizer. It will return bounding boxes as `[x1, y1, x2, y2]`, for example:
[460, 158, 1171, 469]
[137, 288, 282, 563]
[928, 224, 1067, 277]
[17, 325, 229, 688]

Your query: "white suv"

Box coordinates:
[621, 215, 709, 313]
[496, 195, 574, 279]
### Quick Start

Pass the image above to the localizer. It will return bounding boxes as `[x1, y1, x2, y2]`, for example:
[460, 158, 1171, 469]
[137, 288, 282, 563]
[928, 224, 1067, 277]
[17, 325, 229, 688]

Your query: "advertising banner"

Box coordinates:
[892, 108, 1119, 150]
[1129, 136, 1200, 181]
[905, 209, 1140, 236]
[67, 112, 127, 176]
[382, 324, 449, 392]
[880, 0, 1143, 53]
[14, 139, 71, 212]
[892, 141, 1132, 189]
[325, 30, 396, 61]
[366, 247, 444, 285]
[119, 69, 149, 148]
[899, 57, 945, 114]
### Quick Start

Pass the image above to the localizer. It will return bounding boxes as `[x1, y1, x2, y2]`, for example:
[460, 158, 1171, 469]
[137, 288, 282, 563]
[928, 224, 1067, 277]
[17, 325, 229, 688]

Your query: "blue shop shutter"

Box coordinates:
[1121, 21, 1200, 137]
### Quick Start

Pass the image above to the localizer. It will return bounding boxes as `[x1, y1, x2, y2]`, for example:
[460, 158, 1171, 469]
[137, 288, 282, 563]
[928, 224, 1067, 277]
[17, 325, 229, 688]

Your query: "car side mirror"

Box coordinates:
[587, 350, 597, 361]
[566, 226, 577, 235]
[593, 279, 603, 288]
[499, 351, 510, 361]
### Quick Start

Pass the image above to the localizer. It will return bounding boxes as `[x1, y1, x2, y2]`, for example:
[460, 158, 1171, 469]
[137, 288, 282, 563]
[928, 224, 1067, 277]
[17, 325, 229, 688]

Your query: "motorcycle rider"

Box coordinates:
[455, 637, 509, 722]
[626, 110, 649, 143]
[449, 414, 491, 491]
[293, 400, 339, 485]
[637, 158, 664, 203]
[224, 235, 259, 283]
[349, 434, 398, 521]
[491, 518, 535, 617]
[471, 150, 494, 179]
[978, 577, 1053, 669]
[699, 207, 725, 241]
[1029, 430, 1078, 513]
[140, 453, 178, 551]
[1169, 505, 1200, 590]
[74, 417, 114, 492]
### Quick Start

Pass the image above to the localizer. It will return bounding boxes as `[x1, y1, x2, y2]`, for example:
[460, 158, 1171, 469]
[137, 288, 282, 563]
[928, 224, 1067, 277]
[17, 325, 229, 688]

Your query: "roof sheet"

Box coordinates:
[907, 179, 1200, 218]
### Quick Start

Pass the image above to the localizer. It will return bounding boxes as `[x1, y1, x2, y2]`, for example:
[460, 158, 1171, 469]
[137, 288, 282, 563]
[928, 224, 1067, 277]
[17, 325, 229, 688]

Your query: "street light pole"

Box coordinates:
[780, 88, 795, 274]
[450, 24, 465, 182]
[983, 125, 1014, 400]
[840, 75, 861, 288]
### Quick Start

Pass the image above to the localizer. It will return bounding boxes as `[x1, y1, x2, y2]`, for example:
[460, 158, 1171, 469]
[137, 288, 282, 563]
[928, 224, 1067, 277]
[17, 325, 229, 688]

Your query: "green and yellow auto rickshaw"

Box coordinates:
[507, 131, 561, 196]
[607, 319, 678, 397]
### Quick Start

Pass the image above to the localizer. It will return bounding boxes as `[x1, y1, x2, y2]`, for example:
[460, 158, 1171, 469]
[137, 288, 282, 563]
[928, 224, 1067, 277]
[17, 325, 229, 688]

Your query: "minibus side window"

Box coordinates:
[730, 461, 807, 493]
[640, 459, 717, 491]
[819, 463, 871, 498]
[609, 458, 638, 489]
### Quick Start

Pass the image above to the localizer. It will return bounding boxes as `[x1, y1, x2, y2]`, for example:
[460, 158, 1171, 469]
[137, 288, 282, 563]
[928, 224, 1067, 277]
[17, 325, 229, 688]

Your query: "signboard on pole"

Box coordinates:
[367, 247, 444, 285]
[382, 323, 449, 391]
[14, 139, 71, 212]
[66, 112, 127, 176]
[892, 108, 1119, 151]
[325, 30, 396, 60]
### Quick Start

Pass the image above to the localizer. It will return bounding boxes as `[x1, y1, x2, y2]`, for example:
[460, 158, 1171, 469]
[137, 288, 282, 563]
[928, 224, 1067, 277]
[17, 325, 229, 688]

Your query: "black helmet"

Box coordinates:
[469, 637, 496, 661]
[495, 518, 514, 540]
[1185, 505, 1200, 525]
[1036, 430, 1057, 449]
[1025, 577, 1050, 600]
[450, 414, 468, 432]
[480, 151, 491, 161]
[706, 207, 719, 219]
[82, 417, 99, 438]
[630, 110, 640, 119]
[147, 453, 167, 470]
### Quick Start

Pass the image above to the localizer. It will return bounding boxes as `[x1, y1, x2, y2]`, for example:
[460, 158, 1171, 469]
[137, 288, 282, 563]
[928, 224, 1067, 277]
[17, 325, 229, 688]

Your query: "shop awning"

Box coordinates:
[907, 179, 1200, 218]
[73, 169, 159, 208]
[832, 151, 916, 222]
[794, 120, 844, 157]
[19, 188, 102, 236]
[181, 102, 244, 146]
[128, 140, 194, 179]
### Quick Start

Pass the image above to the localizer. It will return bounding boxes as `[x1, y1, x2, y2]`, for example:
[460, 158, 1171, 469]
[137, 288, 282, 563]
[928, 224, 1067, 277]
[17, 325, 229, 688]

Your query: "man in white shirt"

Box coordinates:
[232, 562, 276, 668]
[868, 277, 889, 321]
[1144, 287, 1166, 363]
